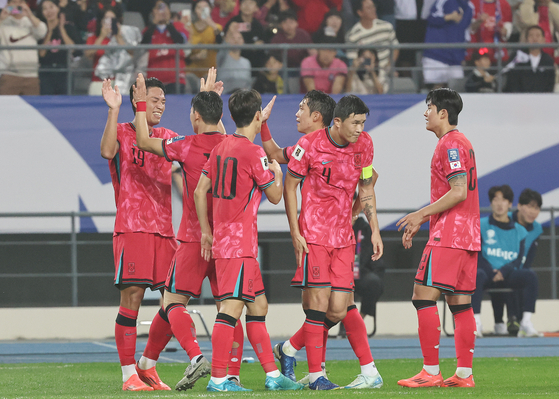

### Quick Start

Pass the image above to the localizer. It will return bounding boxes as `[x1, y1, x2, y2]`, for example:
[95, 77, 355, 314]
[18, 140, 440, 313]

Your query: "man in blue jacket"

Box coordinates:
[472, 185, 541, 338]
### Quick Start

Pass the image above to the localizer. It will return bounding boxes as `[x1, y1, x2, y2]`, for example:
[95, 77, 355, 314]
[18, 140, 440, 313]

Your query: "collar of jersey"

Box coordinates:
[203, 131, 222, 135]
[129, 122, 154, 137]
[326, 126, 349, 148]
[233, 132, 248, 140]
[489, 214, 515, 231]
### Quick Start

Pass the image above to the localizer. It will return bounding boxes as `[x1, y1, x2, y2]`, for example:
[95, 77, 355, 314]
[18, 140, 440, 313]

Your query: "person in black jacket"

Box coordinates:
[504, 25, 555, 93]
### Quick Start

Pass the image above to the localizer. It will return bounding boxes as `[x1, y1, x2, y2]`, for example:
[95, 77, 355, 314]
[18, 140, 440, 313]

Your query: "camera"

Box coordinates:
[363, 58, 371, 66]
[6, 5, 22, 15]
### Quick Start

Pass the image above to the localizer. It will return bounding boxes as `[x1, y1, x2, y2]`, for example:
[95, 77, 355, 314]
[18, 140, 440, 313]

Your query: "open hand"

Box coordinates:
[102, 79, 122, 109]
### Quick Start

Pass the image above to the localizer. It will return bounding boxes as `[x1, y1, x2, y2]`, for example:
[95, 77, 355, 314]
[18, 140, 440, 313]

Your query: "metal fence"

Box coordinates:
[2, 42, 558, 95]
[0, 207, 556, 307]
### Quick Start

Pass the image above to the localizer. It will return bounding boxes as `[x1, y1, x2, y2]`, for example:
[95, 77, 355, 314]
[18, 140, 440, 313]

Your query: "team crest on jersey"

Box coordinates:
[447, 148, 460, 162]
[450, 161, 461, 169]
[128, 262, 135, 274]
[292, 145, 305, 161]
[354, 153, 362, 167]
[260, 156, 269, 170]
[312, 266, 320, 279]
[248, 279, 253, 292]
[166, 136, 185, 145]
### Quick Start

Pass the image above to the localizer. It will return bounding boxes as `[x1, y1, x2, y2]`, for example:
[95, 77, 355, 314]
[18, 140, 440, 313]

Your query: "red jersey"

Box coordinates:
[109, 122, 177, 237]
[287, 127, 374, 248]
[144, 22, 188, 84]
[202, 134, 275, 259]
[470, 0, 512, 62]
[162, 132, 226, 243]
[428, 130, 480, 251]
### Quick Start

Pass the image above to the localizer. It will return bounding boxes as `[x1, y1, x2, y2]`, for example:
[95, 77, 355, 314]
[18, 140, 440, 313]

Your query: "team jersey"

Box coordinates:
[287, 127, 374, 248]
[480, 215, 527, 270]
[145, 22, 188, 85]
[162, 131, 226, 243]
[109, 122, 177, 237]
[202, 133, 275, 259]
[428, 129, 481, 251]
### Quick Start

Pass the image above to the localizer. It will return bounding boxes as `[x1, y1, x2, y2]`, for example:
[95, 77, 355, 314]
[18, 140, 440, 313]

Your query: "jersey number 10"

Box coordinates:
[213, 155, 238, 200]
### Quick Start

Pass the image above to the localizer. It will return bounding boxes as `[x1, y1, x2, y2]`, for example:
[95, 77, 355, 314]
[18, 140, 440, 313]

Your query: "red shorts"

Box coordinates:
[215, 258, 265, 302]
[165, 242, 218, 299]
[113, 232, 177, 290]
[291, 244, 355, 292]
[415, 245, 477, 294]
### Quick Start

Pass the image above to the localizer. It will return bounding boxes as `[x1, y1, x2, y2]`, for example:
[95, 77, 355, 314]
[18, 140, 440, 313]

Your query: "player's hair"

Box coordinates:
[129, 78, 166, 114]
[488, 185, 514, 203]
[191, 91, 222, 125]
[333, 95, 370, 122]
[228, 89, 262, 128]
[303, 90, 336, 127]
[426, 88, 463, 126]
[518, 188, 542, 208]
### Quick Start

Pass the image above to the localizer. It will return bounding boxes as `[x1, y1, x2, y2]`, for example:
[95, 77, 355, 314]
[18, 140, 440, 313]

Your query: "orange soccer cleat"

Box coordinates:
[135, 364, 171, 390]
[122, 374, 154, 391]
[397, 369, 443, 388]
[443, 374, 475, 388]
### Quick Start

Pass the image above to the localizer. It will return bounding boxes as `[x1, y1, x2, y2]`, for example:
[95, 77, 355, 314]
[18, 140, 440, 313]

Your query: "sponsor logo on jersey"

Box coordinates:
[9, 33, 31, 43]
[166, 136, 185, 145]
[447, 148, 460, 162]
[450, 161, 461, 169]
[485, 229, 497, 244]
[260, 156, 269, 170]
[486, 247, 518, 261]
[321, 160, 332, 165]
[354, 153, 362, 167]
[292, 145, 305, 161]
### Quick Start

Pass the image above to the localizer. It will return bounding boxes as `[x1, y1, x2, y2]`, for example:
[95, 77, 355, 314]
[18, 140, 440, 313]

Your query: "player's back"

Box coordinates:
[203, 133, 274, 259]
[109, 123, 176, 237]
[163, 132, 226, 242]
[429, 130, 480, 251]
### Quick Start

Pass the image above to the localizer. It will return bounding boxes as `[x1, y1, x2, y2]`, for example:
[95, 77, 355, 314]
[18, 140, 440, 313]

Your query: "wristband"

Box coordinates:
[260, 121, 272, 142]
[136, 101, 146, 112]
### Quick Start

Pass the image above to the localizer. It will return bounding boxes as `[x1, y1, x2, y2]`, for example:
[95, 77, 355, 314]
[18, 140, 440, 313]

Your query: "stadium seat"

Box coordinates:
[170, 2, 190, 13]
[123, 11, 145, 31]
[448, 77, 467, 93]
[390, 77, 418, 94]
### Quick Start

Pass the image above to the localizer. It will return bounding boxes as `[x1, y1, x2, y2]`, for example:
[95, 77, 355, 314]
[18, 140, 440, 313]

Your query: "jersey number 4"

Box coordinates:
[213, 155, 238, 200]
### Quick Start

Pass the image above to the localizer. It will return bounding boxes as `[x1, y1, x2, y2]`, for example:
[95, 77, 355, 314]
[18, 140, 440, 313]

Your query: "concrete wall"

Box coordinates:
[2, 300, 558, 340]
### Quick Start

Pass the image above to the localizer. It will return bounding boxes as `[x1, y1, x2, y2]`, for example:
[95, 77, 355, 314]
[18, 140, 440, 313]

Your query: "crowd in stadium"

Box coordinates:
[1, 0, 558, 95]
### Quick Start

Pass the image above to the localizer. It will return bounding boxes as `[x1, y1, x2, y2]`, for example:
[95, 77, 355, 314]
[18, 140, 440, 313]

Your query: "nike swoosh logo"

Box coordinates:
[315, 345, 323, 349]
[321, 161, 332, 165]
[125, 332, 136, 336]
[9, 33, 32, 43]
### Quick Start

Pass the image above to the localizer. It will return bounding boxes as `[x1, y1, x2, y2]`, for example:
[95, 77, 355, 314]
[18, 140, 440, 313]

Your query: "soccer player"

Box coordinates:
[194, 89, 303, 392]
[262, 92, 382, 389]
[100, 77, 177, 391]
[133, 68, 244, 390]
[396, 88, 480, 388]
[282, 95, 383, 390]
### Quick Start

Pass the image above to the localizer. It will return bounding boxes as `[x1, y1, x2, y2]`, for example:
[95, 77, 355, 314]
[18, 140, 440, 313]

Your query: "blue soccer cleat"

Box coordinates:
[309, 376, 339, 390]
[207, 379, 252, 392]
[265, 374, 304, 390]
[273, 342, 297, 381]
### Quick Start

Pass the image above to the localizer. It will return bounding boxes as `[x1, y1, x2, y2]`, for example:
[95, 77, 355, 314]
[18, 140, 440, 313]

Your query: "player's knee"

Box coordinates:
[120, 285, 146, 309]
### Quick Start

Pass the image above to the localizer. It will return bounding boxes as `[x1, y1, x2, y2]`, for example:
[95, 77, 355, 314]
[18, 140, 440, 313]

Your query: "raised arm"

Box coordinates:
[132, 73, 165, 156]
[194, 173, 213, 261]
[260, 95, 288, 163]
[358, 170, 383, 261]
[100, 79, 122, 159]
[284, 172, 308, 267]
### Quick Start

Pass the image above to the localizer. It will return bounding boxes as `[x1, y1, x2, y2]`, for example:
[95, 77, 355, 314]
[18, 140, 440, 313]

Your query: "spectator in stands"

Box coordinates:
[211, 0, 239, 27]
[252, 52, 284, 93]
[422, 0, 473, 89]
[216, 22, 252, 93]
[346, 0, 399, 72]
[254, 0, 291, 32]
[57, 0, 88, 34]
[290, 0, 343, 35]
[516, 0, 559, 57]
[504, 25, 555, 92]
[472, 185, 542, 338]
[84, 0, 123, 34]
[85, 6, 140, 95]
[186, 0, 222, 79]
[312, 8, 348, 64]
[37, 0, 83, 95]
[345, 48, 387, 93]
[0, 0, 47, 95]
[142, 0, 189, 94]
[394, 0, 434, 78]
[469, 0, 513, 64]
[224, 0, 266, 73]
[301, 35, 347, 94]
[465, 47, 496, 92]
[270, 9, 312, 77]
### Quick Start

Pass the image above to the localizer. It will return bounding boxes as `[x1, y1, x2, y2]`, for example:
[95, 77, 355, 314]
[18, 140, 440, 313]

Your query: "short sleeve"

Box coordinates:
[202, 157, 212, 178]
[162, 135, 189, 163]
[283, 144, 295, 162]
[287, 136, 311, 180]
[439, 141, 468, 181]
[251, 147, 275, 189]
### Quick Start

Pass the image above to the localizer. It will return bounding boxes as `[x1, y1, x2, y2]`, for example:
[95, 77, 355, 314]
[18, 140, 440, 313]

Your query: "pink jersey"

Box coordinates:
[109, 122, 177, 237]
[287, 127, 374, 248]
[202, 134, 275, 259]
[428, 129, 481, 251]
[162, 132, 226, 243]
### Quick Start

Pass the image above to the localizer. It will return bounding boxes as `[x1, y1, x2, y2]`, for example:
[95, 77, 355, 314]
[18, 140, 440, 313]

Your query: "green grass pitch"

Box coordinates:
[0, 357, 556, 398]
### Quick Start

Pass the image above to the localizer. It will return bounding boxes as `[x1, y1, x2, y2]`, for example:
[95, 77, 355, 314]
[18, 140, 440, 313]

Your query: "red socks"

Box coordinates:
[228, 321, 244, 375]
[115, 306, 138, 366]
[290, 325, 305, 350]
[142, 308, 173, 361]
[166, 303, 202, 359]
[303, 309, 326, 373]
[246, 315, 276, 373]
[451, 305, 476, 368]
[212, 313, 237, 378]
[343, 306, 373, 365]
[413, 300, 440, 366]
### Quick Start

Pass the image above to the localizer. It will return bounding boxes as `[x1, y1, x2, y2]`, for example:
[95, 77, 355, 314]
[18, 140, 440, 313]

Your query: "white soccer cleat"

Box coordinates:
[518, 321, 543, 337]
[494, 322, 508, 335]
[344, 373, 383, 389]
